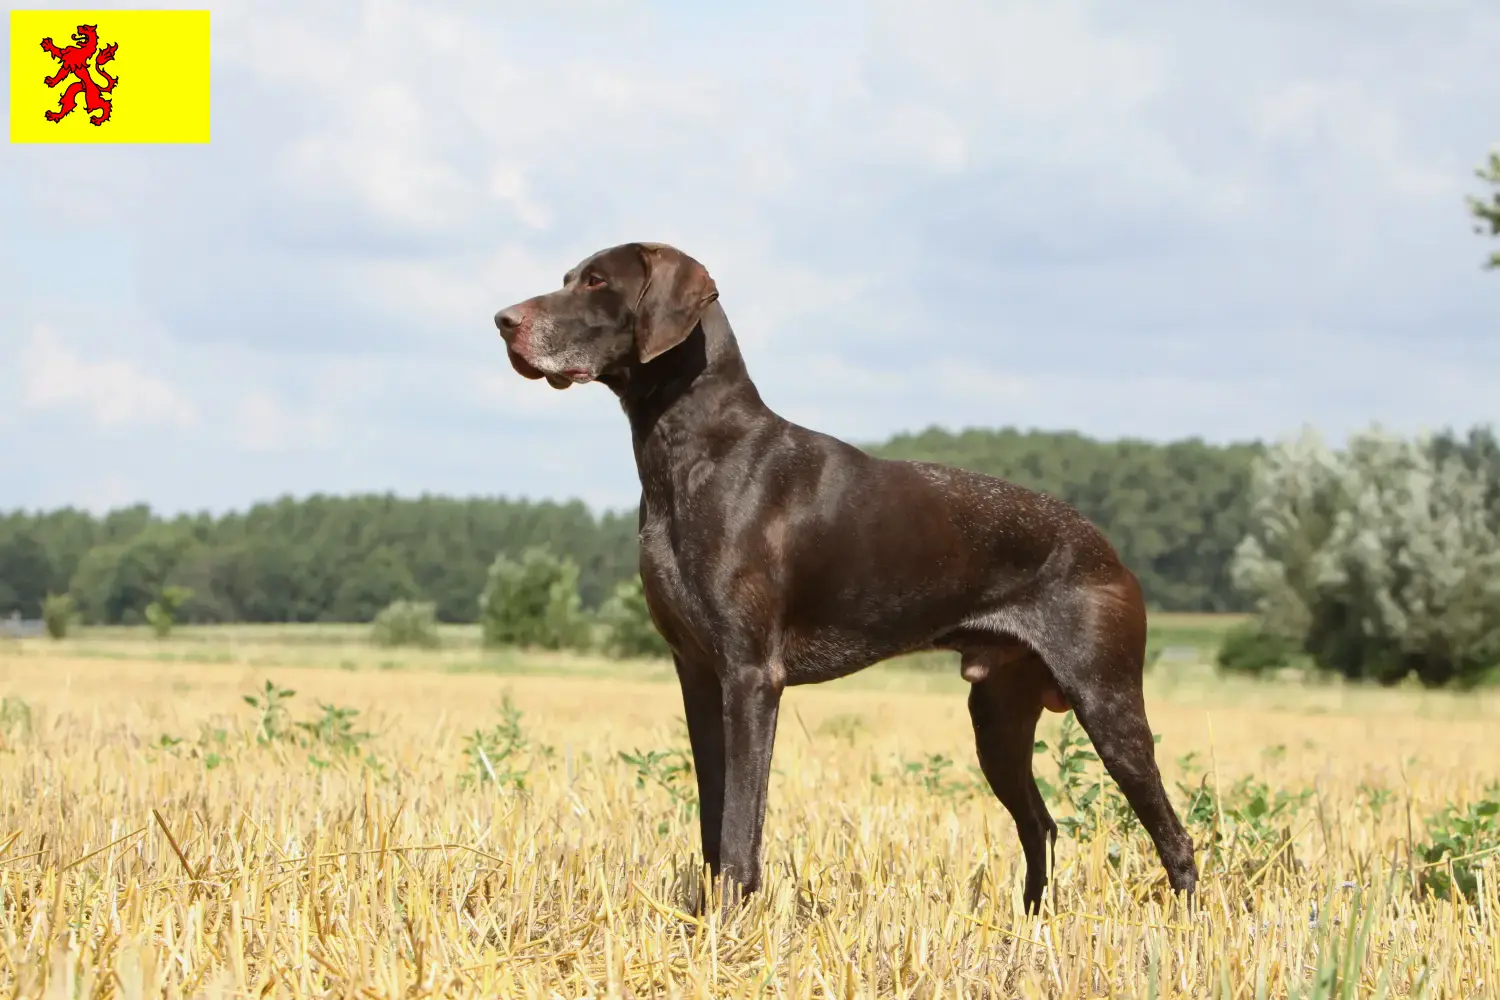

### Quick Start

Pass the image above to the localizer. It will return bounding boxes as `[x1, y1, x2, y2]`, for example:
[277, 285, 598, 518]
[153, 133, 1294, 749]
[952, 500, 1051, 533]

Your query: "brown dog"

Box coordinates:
[494, 243, 1198, 914]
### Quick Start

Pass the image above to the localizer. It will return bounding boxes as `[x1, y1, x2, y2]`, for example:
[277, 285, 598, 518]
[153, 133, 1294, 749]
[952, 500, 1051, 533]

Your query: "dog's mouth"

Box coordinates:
[507, 348, 587, 391]
[507, 347, 545, 381]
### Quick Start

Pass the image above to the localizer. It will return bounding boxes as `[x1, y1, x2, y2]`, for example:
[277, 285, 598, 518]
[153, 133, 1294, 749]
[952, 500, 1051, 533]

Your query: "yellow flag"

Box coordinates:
[9, 9, 211, 144]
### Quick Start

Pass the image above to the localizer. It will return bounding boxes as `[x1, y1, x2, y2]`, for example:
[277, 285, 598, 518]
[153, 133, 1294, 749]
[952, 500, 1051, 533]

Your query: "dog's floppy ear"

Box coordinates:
[631, 244, 719, 364]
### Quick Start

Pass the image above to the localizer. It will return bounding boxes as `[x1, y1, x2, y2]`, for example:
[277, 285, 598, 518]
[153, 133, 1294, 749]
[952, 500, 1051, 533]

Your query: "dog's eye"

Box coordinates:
[583, 274, 606, 289]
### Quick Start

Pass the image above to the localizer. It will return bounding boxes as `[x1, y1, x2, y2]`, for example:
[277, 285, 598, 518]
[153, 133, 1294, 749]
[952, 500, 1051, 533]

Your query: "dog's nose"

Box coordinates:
[495, 307, 522, 339]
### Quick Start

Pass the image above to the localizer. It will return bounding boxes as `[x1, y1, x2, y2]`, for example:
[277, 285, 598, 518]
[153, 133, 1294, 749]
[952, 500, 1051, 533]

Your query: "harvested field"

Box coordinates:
[0, 633, 1495, 997]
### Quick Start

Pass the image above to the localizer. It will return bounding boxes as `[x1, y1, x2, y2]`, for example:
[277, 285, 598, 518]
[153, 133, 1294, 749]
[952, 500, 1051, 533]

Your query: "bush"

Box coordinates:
[478, 547, 591, 651]
[144, 585, 192, 639]
[370, 599, 441, 649]
[599, 576, 671, 659]
[1418, 789, 1500, 902]
[42, 593, 76, 640]
[1215, 620, 1296, 675]
[1231, 426, 1500, 687]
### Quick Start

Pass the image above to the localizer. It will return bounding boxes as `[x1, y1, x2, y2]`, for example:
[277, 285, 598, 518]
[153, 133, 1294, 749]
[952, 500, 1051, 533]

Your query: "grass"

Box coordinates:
[20, 613, 1245, 692]
[0, 621, 1495, 997]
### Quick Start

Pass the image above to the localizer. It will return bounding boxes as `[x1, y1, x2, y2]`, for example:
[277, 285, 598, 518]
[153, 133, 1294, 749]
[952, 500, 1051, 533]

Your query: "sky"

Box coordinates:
[2, 0, 1497, 516]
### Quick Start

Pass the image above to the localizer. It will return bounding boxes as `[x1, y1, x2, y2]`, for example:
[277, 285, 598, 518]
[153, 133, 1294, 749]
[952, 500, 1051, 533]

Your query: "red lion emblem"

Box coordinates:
[40, 24, 119, 126]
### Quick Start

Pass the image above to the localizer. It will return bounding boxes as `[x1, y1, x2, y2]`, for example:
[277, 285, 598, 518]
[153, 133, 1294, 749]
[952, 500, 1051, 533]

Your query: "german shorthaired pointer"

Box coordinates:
[494, 242, 1198, 914]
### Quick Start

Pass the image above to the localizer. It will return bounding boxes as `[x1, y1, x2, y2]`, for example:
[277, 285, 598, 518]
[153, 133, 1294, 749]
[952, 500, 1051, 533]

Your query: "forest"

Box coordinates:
[0, 427, 1262, 623]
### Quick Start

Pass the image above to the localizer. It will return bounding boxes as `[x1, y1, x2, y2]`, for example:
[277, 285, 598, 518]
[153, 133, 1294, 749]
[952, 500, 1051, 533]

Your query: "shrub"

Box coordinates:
[1231, 426, 1500, 687]
[370, 599, 441, 649]
[1418, 788, 1500, 903]
[599, 576, 671, 659]
[478, 547, 590, 651]
[42, 593, 76, 640]
[0, 696, 33, 742]
[461, 693, 551, 790]
[144, 585, 192, 639]
[1216, 620, 1296, 675]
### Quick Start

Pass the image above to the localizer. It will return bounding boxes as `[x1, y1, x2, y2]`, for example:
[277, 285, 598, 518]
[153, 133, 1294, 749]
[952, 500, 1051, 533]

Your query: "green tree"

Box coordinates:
[1232, 426, 1500, 687]
[113, 527, 196, 621]
[0, 533, 54, 619]
[1470, 148, 1500, 269]
[599, 575, 671, 659]
[2, 508, 106, 603]
[328, 545, 419, 622]
[161, 545, 237, 623]
[1228, 427, 1344, 646]
[211, 541, 322, 623]
[100, 504, 152, 543]
[479, 547, 590, 651]
[65, 523, 197, 624]
[1431, 425, 1500, 518]
[67, 542, 127, 625]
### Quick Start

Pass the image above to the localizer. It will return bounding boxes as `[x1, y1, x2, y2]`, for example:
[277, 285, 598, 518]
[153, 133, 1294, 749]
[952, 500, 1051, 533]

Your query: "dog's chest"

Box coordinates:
[637, 516, 721, 661]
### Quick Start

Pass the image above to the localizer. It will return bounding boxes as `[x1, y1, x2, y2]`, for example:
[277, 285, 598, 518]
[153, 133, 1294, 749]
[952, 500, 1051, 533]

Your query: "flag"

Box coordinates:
[9, 9, 211, 144]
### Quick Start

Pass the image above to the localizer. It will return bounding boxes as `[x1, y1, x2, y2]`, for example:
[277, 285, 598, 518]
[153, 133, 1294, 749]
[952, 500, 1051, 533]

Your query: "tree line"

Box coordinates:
[1, 428, 1264, 625]
[10, 420, 1499, 689]
[0, 495, 638, 626]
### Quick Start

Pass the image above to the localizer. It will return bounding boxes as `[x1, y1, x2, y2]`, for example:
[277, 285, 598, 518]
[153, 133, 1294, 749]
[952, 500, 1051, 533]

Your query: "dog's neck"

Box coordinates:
[608, 301, 774, 513]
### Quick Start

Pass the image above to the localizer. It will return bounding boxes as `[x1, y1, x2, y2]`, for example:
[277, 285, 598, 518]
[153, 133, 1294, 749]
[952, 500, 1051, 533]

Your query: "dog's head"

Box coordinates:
[493, 243, 718, 390]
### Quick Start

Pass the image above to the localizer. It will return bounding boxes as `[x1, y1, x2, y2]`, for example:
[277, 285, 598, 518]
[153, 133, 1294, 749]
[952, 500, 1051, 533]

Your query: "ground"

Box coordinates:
[0, 623, 1495, 997]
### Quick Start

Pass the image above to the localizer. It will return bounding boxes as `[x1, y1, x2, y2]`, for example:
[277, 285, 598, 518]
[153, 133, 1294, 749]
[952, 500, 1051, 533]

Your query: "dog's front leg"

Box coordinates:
[674, 658, 725, 881]
[716, 669, 782, 912]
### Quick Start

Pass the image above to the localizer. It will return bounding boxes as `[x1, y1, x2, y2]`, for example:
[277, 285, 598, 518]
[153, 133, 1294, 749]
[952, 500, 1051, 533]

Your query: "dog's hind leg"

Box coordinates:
[1067, 678, 1197, 895]
[1037, 582, 1199, 900]
[966, 649, 1058, 915]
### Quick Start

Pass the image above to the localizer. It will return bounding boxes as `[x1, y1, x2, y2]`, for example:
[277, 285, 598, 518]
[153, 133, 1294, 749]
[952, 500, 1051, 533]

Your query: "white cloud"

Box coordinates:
[356, 245, 561, 339]
[488, 169, 551, 232]
[232, 390, 337, 454]
[1252, 79, 1457, 200]
[276, 78, 471, 232]
[867, 0, 1168, 121]
[855, 0, 1191, 195]
[19, 325, 198, 430]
